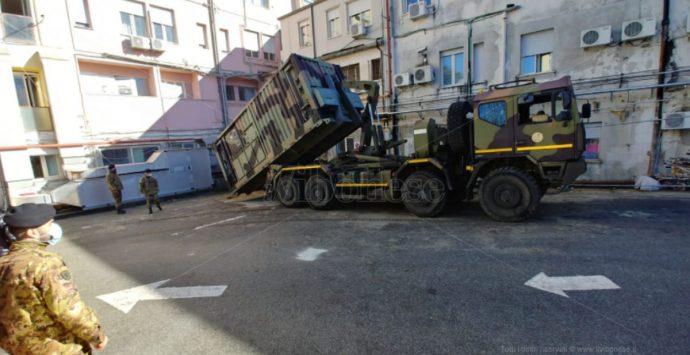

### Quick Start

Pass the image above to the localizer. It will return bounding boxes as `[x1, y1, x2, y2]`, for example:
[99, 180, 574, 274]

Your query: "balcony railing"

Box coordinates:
[20, 106, 54, 132]
[1, 13, 36, 44]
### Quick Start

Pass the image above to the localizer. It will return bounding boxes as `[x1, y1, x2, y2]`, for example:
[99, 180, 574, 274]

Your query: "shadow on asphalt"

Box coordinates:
[60, 190, 690, 353]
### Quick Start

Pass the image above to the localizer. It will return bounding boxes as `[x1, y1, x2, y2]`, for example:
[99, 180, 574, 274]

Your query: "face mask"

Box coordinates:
[46, 223, 63, 246]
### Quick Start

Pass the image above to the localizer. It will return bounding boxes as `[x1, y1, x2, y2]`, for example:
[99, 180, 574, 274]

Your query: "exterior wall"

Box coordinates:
[390, 0, 690, 182]
[280, 0, 384, 60]
[0, 0, 294, 205]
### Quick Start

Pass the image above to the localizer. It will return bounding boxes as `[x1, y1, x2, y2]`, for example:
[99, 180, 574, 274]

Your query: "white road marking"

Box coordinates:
[194, 215, 246, 230]
[616, 210, 653, 218]
[97, 279, 227, 313]
[296, 248, 328, 261]
[525, 272, 621, 298]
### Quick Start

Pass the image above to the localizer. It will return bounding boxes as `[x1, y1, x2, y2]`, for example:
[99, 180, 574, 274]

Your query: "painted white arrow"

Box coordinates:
[524, 272, 620, 298]
[97, 279, 227, 313]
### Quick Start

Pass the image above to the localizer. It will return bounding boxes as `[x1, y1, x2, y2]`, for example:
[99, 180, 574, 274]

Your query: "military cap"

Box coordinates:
[145, 169, 152, 173]
[4, 203, 56, 228]
[108, 164, 116, 170]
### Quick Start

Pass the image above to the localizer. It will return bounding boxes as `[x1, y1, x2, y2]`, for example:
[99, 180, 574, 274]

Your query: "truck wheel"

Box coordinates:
[479, 167, 540, 222]
[402, 171, 448, 217]
[305, 175, 337, 210]
[275, 175, 304, 208]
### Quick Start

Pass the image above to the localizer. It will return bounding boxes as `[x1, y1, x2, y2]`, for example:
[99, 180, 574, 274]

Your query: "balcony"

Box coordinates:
[1, 13, 36, 44]
[21, 106, 56, 143]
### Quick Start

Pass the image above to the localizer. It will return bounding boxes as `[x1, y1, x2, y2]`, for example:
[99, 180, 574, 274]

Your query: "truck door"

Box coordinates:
[473, 99, 515, 157]
[514, 90, 579, 162]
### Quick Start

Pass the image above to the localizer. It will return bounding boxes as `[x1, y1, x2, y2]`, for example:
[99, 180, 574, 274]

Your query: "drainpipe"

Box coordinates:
[385, 0, 393, 112]
[310, 5, 317, 58]
[466, 4, 519, 98]
[208, 0, 229, 127]
[648, 0, 671, 176]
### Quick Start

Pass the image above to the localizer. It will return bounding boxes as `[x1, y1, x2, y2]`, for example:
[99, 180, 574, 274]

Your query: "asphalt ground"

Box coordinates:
[5, 189, 689, 354]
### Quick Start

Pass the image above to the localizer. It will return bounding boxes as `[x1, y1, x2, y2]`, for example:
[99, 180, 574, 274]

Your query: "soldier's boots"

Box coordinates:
[117, 209, 126, 214]
[157, 203, 162, 211]
[148, 208, 153, 214]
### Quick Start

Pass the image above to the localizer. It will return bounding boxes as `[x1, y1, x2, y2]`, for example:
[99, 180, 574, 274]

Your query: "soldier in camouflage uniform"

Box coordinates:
[105, 164, 126, 214]
[139, 169, 161, 214]
[0, 203, 108, 354]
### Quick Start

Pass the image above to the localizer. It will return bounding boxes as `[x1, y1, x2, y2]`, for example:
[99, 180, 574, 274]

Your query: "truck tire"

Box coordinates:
[305, 175, 337, 210]
[447, 101, 472, 155]
[479, 167, 540, 222]
[402, 171, 448, 217]
[276, 175, 304, 208]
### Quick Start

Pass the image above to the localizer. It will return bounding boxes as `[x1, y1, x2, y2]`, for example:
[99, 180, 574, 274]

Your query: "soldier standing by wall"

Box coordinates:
[139, 169, 162, 214]
[106, 164, 126, 214]
[0, 203, 108, 354]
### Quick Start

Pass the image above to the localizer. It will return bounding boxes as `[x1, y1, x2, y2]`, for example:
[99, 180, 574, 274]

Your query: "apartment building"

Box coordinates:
[0, 0, 293, 206]
[280, 0, 690, 183]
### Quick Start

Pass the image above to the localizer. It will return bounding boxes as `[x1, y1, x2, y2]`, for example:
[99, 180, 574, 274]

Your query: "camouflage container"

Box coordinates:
[215, 54, 365, 194]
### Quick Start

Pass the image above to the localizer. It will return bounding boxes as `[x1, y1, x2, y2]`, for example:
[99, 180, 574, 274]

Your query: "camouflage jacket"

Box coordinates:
[105, 172, 123, 192]
[0, 241, 105, 355]
[139, 175, 159, 195]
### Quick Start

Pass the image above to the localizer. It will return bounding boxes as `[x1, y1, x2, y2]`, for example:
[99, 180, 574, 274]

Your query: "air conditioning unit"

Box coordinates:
[350, 22, 367, 38]
[394, 72, 412, 87]
[621, 18, 656, 41]
[662, 111, 690, 130]
[130, 36, 150, 50]
[150, 38, 166, 52]
[413, 65, 433, 84]
[409, 2, 428, 20]
[580, 26, 612, 48]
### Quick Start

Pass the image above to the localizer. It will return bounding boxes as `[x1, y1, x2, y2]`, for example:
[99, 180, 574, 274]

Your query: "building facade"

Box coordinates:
[280, 0, 690, 183]
[1, 0, 293, 205]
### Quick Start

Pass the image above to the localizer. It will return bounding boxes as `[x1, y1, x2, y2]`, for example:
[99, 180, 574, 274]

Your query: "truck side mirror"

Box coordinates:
[581, 103, 592, 119]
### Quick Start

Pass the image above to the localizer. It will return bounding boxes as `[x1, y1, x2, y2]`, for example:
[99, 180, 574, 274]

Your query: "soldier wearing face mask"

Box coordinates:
[0, 203, 108, 354]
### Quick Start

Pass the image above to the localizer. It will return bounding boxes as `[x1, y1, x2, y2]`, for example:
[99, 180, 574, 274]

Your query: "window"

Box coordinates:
[30, 155, 61, 179]
[161, 81, 189, 99]
[349, 10, 371, 28]
[341, 63, 360, 81]
[197, 23, 208, 48]
[401, 0, 431, 13]
[327, 8, 341, 38]
[250, 0, 269, 8]
[150, 6, 175, 43]
[371, 58, 382, 80]
[13, 72, 42, 107]
[81, 73, 150, 96]
[584, 123, 601, 160]
[262, 34, 276, 61]
[243, 30, 259, 58]
[521, 29, 553, 74]
[120, 0, 146, 36]
[441, 49, 464, 86]
[518, 93, 552, 124]
[472, 42, 484, 83]
[238, 86, 256, 101]
[299, 21, 311, 47]
[220, 29, 230, 52]
[68, 0, 91, 28]
[225, 85, 236, 101]
[101, 145, 159, 165]
[479, 101, 507, 127]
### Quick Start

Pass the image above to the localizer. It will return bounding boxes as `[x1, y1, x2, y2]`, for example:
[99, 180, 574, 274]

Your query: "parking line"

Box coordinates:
[194, 215, 246, 230]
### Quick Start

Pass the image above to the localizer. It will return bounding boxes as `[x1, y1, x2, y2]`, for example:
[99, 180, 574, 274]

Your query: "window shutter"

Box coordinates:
[150, 7, 173, 26]
[521, 29, 554, 56]
[120, 0, 144, 16]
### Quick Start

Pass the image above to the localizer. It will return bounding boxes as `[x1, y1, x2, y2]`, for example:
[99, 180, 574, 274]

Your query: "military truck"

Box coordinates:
[215, 54, 590, 221]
